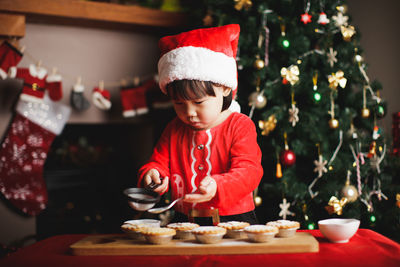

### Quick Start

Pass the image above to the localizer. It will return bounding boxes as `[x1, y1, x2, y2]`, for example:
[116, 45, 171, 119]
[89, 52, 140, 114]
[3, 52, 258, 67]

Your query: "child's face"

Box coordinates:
[172, 85, 232, 130]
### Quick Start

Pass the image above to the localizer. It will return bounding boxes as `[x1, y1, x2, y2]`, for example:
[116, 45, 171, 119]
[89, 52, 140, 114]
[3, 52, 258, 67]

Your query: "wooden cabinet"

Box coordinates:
[0, 0, 187, 37]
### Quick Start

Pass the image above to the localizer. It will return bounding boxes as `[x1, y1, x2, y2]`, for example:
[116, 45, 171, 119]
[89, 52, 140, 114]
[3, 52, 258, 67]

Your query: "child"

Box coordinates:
[137, 24, 263, 225]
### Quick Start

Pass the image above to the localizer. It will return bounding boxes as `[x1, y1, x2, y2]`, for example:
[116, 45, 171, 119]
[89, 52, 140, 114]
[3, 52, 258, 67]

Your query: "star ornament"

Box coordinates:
[313, 154, 328, 177]
[326, 47, 338, 67]
[332, 12, 348, 27]
[279, 198, 295, 220]
[288, 103, 299, 127]
[301, 13, 312, 24]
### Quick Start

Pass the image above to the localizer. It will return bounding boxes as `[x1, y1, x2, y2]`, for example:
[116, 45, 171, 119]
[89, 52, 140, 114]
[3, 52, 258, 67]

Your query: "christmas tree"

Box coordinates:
[184, 0, 400, 242]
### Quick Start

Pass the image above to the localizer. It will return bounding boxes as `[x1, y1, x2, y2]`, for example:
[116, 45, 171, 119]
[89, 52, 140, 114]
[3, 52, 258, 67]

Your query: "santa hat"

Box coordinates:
[158, 24, 240, 100]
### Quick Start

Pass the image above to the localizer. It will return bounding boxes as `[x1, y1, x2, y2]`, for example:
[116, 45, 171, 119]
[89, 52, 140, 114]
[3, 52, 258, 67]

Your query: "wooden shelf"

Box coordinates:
[0, 0, 187, 30]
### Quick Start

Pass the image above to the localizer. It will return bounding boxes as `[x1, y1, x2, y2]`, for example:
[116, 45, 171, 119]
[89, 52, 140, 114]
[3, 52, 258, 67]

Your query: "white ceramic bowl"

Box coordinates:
[318, 218, 360, 243]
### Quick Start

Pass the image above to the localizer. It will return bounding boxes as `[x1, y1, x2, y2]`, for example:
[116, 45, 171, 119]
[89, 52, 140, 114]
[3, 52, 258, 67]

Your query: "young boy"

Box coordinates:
[137, 24, 263, 224]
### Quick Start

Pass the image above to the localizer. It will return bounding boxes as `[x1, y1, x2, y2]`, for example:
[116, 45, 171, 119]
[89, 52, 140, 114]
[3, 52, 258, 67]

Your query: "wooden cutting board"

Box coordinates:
[70, 232, 319, 255]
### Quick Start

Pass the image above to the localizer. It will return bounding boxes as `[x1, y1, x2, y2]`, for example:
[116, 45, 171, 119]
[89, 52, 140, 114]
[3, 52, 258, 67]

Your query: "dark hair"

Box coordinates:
[166, 80, 232, 111]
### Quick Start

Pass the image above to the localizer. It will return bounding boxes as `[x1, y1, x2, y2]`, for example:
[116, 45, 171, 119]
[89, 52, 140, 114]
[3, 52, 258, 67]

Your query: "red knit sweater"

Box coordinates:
[138, 112, 263, 216]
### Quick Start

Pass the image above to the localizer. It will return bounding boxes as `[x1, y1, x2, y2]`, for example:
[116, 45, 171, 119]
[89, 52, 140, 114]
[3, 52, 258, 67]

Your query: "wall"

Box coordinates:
[1, 0, 400, 247]
[0, 22, 161, 247]
[347, 0, 400, 132]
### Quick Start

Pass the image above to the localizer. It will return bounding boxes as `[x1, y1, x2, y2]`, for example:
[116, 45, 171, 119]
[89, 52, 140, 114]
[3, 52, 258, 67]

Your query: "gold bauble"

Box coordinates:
[341, 182, 358, 202]
[248, 91, 267, 109]
[361, 107, 370, 118]
[254, 196, 262, 206]
[329, 118, 339, 129]
[253, 58, 265, 70]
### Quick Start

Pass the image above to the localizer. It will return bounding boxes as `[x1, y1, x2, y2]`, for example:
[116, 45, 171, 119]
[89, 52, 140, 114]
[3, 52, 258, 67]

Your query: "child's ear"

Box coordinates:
[222, 86, 232, 97]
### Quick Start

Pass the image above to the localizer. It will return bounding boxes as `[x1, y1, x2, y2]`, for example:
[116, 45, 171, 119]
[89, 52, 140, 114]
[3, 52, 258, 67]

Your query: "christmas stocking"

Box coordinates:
[120, 79, 154, 117]
[0, 95, 71, 215]
[70, 83, 90, 111]
[92, 87, 112, 110]
[0, 41, 23, 80]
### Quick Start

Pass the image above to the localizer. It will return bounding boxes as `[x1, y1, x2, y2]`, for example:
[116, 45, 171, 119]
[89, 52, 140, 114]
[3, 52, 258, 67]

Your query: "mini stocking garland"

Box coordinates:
[0, 41, 23, 80]
[70, 77, 90, 111]
[92, 81, 111, 110]
[0, 96, 70, 215]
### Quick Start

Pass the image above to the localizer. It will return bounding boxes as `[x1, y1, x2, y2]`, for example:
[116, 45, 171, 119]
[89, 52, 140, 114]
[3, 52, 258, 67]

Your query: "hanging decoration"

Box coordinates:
[318, 12, 329, 25]
[341, 171, 359, 202]
[248, 76, 267, 109]
[396, 194, 400, 208]
[328, 70, 347, 90]
[261, 9, 272, 67]
[332, 12, 348, 27]
[92, 80, 112, 110]
[70, 76, 90, 111]
[300, 0, 312, 24]
[312, 71, 321, 102]
[313, 152, 328, 178]
[253, 55, 265, 70]
[370, 145, 386, 174]
[288, 91, 299, 127]
[276, 160, 283, 178]
[349, 144, 365, 196]
[308, 131, 343, 198]
[367, 141, 377, 158]
[234, 0, 252, 11]
[278, 21, 290, 49]
[341, 25, 356, 42]
[326, 47, 338, 67]
[279, 198, 295, 219]
[374, 91, 386, 118]
[280, 132, 296, 166]
[258, 114, 277, 136]
[328, 91, 339, 129]
[325, 196, 347, 215]
[347, 120, 358, 139]
[281, 65, 300, 85]
[361, 85, 370, 118]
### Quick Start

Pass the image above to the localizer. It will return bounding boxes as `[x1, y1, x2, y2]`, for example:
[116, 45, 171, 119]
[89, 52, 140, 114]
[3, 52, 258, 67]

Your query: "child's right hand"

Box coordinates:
[143, 169, 169, 194]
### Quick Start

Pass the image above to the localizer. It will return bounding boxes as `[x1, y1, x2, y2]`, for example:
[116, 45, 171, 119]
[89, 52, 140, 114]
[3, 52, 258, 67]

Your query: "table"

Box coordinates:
[0, 229, 399, 267]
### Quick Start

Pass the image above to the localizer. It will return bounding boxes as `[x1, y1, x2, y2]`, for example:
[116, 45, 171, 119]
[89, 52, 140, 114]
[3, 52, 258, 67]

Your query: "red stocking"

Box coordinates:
[0, 96, 70, 215]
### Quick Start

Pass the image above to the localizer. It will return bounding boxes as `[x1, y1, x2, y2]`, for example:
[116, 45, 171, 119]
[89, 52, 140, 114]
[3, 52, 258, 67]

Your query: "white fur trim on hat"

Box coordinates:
[158, 46, 237, 93]
[229, 99, 241, 113]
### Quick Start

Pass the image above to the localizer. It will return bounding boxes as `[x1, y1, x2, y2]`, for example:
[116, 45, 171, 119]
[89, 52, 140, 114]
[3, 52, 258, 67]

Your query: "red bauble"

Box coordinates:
[280, 150, 296, 166]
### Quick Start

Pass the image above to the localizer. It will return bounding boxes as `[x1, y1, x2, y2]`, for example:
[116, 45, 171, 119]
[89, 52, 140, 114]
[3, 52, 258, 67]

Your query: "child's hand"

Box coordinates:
[184, 176, 217, 203]
[143, 169, 169, 194]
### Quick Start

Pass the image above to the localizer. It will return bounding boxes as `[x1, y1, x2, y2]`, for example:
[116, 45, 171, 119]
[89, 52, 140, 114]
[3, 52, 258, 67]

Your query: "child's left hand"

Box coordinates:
[184, 176, 217, 203]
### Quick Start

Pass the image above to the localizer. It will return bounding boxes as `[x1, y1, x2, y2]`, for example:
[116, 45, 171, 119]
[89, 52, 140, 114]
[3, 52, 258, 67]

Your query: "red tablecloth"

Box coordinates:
[0, 229, 399, 267]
